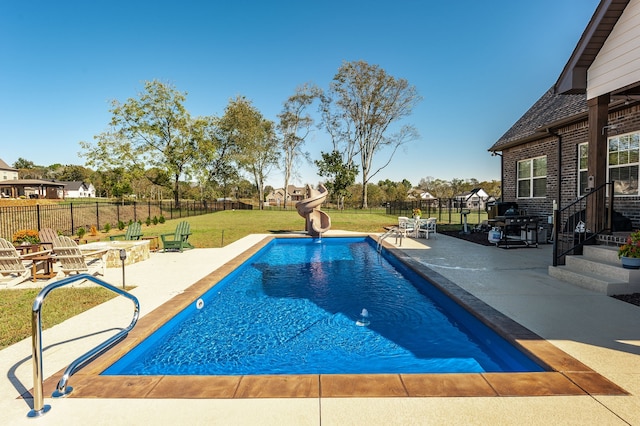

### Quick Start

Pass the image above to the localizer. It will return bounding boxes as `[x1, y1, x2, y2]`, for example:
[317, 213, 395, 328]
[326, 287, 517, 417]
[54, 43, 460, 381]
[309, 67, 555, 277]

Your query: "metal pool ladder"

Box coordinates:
[377, 227, 401, 251]
[28, 273, 140, 418]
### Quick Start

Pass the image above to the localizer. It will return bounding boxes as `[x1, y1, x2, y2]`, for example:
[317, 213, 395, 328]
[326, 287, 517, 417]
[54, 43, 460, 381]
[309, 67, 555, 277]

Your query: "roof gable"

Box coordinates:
[555, 0, 630, 94]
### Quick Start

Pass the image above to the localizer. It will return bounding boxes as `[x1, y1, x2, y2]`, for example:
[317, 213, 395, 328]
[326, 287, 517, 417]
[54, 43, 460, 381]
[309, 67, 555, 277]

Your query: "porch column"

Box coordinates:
[586, 93, 610, 231]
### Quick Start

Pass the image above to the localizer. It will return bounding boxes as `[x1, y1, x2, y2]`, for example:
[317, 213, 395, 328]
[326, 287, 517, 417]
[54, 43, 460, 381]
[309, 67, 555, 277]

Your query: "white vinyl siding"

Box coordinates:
[588, 0, 640, 99]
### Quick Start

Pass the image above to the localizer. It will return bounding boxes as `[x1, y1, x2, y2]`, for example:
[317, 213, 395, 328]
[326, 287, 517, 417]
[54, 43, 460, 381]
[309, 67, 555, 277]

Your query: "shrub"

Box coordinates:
[118, 220, 125, 231]
[77, 227, 86, 239]
[159, 215, 166, 224]
[104, 223, 111, 233]
[145, 217, 152, 226]
[152, 216, 159, 225]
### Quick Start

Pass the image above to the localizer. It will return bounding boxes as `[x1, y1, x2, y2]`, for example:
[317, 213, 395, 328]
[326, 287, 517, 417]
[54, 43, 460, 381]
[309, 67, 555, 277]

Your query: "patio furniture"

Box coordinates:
[418, 218, 437, 239]
[109, 222, 143, 241]
[53, 236, 109, 276]
[38, 228, 59, 250]
[29, 253, 56, 282]
[0, 237, 50, 287]
[397, 217, 416, 240]
[161, 221, 194, 252]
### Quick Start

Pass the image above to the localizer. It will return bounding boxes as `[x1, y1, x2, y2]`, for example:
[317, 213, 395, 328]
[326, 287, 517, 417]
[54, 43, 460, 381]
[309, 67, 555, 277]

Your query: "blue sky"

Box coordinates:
[1, 0, 600, 188]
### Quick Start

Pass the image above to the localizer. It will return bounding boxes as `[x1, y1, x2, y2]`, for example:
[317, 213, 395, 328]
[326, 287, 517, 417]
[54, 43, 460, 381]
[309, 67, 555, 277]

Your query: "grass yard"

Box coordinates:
[0, 287, 127, 349]
[0, 209, 403, 350]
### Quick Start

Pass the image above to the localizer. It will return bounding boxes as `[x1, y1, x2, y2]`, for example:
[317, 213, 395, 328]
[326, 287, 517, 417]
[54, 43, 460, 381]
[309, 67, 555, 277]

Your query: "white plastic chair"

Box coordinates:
[418, 218, 437, 239]
[397, 217, 416, 238]
[425, 217, 438, 239]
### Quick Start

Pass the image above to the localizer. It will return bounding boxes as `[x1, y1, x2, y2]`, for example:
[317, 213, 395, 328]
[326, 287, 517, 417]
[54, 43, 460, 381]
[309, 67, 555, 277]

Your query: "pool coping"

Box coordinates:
[37, 234, 628, 399]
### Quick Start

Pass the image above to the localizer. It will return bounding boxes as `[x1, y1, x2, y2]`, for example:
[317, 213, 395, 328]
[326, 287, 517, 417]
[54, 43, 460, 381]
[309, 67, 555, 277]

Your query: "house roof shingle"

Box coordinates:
[489, 88, 587, 151]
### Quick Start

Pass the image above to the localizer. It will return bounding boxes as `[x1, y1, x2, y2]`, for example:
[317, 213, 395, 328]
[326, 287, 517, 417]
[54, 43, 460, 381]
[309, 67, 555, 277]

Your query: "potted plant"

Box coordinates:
[12, 229, 40, 246]
[412, 208, 422, 219]
[618, 230, 640, 269]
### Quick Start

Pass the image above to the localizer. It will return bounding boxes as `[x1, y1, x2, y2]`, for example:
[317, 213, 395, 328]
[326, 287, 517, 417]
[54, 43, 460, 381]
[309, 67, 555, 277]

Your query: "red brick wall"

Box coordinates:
[501, 103, 640, 228]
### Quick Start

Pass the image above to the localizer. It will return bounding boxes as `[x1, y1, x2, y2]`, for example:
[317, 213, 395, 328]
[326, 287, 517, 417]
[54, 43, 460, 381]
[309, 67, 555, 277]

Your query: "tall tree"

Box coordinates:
[218, 97, 278, 210]
[321, 60, 421, 208]
[192, 115, 239, 200]
[277, 83, 320, 208]
[91, 80, 195, 206]
[80, 128, 146, 200]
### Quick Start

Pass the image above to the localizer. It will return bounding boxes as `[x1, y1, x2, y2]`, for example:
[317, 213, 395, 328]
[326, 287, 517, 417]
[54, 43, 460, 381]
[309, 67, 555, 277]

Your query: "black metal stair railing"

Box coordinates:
[553, 182, 613, 266]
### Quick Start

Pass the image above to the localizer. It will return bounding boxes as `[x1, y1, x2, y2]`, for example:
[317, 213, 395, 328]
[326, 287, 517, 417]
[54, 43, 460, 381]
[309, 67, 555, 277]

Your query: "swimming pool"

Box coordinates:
[104, 237, 543, 376]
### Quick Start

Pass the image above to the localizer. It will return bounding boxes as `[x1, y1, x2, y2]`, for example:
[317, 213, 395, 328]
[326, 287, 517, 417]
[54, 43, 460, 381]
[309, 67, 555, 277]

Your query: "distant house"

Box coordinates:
[0, 159, 18, 182]
[60, 181, 96, 198]
[455, 188, 492, 210]
[266, 185, 306, 206]
[419, 191, 436, 200]
[0, 159, 18, 197]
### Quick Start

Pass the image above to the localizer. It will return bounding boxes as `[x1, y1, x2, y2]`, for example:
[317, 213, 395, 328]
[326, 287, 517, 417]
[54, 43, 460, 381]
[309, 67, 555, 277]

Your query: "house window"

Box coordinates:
[608, 132, 639, 195]
[517, 156, 547, 198]
[578, 143, 589, 196]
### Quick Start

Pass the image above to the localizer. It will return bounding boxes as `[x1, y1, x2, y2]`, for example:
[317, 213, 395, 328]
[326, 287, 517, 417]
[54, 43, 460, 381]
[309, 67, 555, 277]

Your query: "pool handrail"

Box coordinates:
[28, 273, 140, 418]
[378, 227, 401, 251]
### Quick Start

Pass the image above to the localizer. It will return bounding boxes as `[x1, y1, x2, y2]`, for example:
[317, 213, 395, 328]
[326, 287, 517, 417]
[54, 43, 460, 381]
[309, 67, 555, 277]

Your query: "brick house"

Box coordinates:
[489, 0, 640, 231]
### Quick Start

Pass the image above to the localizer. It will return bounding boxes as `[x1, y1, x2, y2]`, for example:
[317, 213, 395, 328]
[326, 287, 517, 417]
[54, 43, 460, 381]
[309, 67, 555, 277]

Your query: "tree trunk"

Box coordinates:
[361, 179, 368, 209]
[173, 173, 180, 208]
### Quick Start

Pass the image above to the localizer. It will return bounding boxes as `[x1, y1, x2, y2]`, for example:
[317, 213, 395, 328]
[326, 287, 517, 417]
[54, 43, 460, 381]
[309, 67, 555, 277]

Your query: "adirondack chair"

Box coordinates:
[161, 221, 194, 252]
[110, 222, 143, 241]
[38, 228, 59, 250]
[53, 236, 108, 276]
[0, 238, 50, 287]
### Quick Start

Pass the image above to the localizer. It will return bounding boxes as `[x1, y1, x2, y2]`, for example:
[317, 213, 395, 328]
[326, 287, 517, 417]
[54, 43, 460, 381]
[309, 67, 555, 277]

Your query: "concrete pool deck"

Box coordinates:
[1, 231, 640, 425]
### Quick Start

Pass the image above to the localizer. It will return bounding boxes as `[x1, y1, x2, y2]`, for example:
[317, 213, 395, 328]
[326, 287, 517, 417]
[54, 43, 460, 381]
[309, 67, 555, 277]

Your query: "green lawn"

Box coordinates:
[141, 209, 400, 248]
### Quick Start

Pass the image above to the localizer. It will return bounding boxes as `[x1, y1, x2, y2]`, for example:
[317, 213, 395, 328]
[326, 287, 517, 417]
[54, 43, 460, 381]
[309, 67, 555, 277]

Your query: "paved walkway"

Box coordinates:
[1, 232, 639, 425]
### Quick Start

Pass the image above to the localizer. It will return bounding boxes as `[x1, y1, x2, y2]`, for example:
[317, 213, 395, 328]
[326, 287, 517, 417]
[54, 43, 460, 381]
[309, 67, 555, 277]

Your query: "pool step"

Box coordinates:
[548, 245, 640, 295]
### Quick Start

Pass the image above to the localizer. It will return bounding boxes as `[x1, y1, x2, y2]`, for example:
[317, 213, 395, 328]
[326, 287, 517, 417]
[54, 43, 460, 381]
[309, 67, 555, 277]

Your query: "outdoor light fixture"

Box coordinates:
[119, 249, 127, 289]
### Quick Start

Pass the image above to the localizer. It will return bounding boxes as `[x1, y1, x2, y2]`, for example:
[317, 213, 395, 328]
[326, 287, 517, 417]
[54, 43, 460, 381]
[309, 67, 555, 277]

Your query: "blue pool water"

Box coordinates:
[104, 237, 543, 376]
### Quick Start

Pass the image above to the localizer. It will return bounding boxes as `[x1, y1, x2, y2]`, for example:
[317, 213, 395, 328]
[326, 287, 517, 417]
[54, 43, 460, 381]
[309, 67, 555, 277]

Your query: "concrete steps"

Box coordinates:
[548, 245, 640, 295]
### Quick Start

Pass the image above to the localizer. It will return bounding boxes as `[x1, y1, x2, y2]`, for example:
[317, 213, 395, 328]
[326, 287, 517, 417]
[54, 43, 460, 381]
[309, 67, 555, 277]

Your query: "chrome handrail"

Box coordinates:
[28, 273, 139, 418]
[377, 227, 399, 251]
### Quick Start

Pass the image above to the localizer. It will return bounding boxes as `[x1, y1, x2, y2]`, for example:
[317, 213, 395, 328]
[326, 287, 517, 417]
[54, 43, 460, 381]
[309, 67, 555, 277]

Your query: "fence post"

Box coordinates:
[95, 202, 100, 231]
[133, 201, 137, 223]
[36, 204, 42, 231]
[116, 204, 120, 225]
[70, 203, 75, 235]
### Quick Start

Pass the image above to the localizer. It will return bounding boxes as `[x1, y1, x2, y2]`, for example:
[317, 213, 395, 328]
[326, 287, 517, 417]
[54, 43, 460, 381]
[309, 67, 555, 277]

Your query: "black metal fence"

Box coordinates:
[385, 198, 489, 225]
[0, 199, 252, 241]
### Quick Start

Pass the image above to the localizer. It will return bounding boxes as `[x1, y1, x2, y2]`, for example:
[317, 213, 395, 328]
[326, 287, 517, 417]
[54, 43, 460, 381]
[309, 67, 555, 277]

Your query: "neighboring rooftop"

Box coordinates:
[0, 158, 17, 172]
